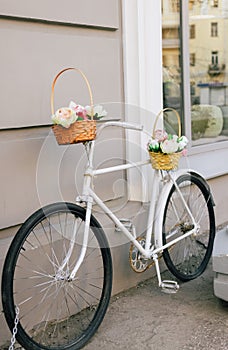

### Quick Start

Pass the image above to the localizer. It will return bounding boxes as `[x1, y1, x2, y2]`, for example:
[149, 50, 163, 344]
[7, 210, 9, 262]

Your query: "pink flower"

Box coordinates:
[154, 129, 168, 142]
[69, 101, 88, 120]
[75, 105, 88, 120]
[181, 149, 188, 156]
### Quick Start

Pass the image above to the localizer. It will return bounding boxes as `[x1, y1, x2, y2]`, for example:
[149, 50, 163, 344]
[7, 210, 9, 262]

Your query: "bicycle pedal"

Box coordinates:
[160, 280, 179, 294]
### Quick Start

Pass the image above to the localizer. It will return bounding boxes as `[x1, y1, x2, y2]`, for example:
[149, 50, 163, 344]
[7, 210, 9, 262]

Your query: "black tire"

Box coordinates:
[2, 202, 112, 350]
[162, 174, 215, 281]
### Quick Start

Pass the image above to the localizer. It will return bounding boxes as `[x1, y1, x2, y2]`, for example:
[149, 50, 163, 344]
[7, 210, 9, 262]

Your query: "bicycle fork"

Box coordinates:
[58, 142, 95, 280]
[54, 199, 93, 281]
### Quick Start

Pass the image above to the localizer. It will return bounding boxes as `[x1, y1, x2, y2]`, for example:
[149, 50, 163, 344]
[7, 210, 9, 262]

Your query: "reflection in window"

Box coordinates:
[211, 22, 218, 37]
[162, 0, 182, 134]
[212, 0, 219, 7]
[190, 24, 195, 39]
[162, 0, 228, 146]
[211, 51, 219, 65]
[189, 0, 228, 145]
[171, 0, 180, 12]
[190, 53, 196, 66]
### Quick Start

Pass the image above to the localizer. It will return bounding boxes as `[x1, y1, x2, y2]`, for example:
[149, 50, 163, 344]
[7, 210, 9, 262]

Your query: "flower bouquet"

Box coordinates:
[52, 102, 107, 128]
[148, 108, 188, 170]
[51, 67, 107, 145]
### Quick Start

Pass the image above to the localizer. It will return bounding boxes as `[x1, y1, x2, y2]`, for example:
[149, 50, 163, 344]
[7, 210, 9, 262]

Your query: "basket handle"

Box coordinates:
[152, 107, 181, 138]
[51, 67, 94, 120]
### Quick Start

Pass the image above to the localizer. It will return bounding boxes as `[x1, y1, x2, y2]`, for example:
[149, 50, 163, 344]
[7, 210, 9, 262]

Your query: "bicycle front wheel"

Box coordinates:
[162, 173, 215, 281]
[2, 202, 112, 350]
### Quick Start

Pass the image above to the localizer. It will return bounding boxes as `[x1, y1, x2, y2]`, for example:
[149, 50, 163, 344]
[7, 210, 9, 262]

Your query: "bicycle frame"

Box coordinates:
[69, 121, 199, 282]
[1, 122, 216, 350]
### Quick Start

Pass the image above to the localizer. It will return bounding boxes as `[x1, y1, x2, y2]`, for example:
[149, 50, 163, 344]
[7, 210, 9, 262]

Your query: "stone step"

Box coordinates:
[212, 227, 228, 274]
[212, 227, 228, 302]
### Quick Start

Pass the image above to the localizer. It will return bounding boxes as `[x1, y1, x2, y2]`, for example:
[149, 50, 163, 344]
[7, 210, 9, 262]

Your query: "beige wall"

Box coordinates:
[0, 1, 126, 343]
[0, 19, 122, 128]
[0, 0, 124, 230]
[0, 0, 119, 28]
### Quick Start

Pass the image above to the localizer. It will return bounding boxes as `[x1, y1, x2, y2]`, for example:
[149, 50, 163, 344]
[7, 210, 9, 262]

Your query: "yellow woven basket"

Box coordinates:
[51, 67, 96, 145]
[149, 108, 182, 170]
[149, 151, 182, 171]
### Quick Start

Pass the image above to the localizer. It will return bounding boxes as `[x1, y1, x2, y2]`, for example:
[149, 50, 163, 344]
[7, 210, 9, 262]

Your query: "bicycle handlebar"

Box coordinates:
[97, 121, 144, 135]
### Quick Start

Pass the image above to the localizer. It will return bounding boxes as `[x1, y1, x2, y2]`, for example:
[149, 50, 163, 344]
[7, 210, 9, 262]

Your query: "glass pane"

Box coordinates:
[162, 0, 182, 135]
[189, 0, 228, 145]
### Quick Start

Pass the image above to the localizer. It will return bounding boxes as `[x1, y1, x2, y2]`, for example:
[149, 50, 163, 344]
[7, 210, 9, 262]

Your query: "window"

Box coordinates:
[190, 24, 195, 39]
[162, 0, 182, 122]
[162, 0, 228, 149]
[190, 53, 196, 66]
[211, 51, 219, 65]
[212, 0, 219, 7]
[211, 22, 218, 37]
[171, 0, 180, 12]
[188, 1, 227, 146]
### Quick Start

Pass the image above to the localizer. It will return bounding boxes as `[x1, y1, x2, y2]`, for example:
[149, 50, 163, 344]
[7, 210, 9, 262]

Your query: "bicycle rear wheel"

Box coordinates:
[162, 173, 215, 281]
[2, 202, 112, 350]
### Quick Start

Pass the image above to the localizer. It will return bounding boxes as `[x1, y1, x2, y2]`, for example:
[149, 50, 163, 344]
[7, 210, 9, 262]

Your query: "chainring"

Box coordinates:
[129, 236, 155, 273]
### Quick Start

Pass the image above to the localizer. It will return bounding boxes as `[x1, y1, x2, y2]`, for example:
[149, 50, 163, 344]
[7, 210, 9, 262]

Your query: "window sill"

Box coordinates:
[192, 135, 228, 147]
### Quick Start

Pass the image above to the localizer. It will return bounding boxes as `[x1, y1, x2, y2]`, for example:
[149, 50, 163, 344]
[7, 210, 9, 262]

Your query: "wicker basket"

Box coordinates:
[149, 151, 182, 171]
[51, 67, 96, 145]
[149, 108, 182, 170]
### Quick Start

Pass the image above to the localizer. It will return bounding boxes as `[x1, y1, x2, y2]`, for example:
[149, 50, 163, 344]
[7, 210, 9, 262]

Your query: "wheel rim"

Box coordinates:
[163, 175, 215, 281]
[3, 203, 112, 349]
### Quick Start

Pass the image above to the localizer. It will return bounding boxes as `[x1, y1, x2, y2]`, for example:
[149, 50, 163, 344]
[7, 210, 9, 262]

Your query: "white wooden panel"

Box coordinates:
[0, 19, 122, 128]
[0, 0, 119, 28]
[0, 126, 125, 229]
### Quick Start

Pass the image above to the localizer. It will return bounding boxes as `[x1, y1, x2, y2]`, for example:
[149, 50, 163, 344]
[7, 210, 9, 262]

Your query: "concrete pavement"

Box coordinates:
[84, 261, 228, 350]
[1, 261, 227, 350]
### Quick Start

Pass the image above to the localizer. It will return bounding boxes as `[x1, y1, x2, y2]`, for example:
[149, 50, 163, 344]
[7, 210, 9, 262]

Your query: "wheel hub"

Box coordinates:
[55, 269, 70, 281]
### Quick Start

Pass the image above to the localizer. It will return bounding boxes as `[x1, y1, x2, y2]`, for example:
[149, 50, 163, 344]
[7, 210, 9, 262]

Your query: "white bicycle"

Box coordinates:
[2, 121, 215, 350]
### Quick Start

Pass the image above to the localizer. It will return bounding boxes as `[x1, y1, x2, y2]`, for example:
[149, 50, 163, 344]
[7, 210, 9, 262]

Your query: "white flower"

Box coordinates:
[69, 101, 77, 110]
[148, 138, 160, 152]
[147, 131, 188, 155]
[160, 139, 179, 154]
[52, 107, 77, 128]
[177, 136, 188, 151]
[85, 105, 107, 120]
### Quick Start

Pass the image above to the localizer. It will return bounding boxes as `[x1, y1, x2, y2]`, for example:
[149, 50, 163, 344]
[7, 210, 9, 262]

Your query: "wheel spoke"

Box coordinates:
[2, 203, 112, 349]
[163, 174, 215, 281]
